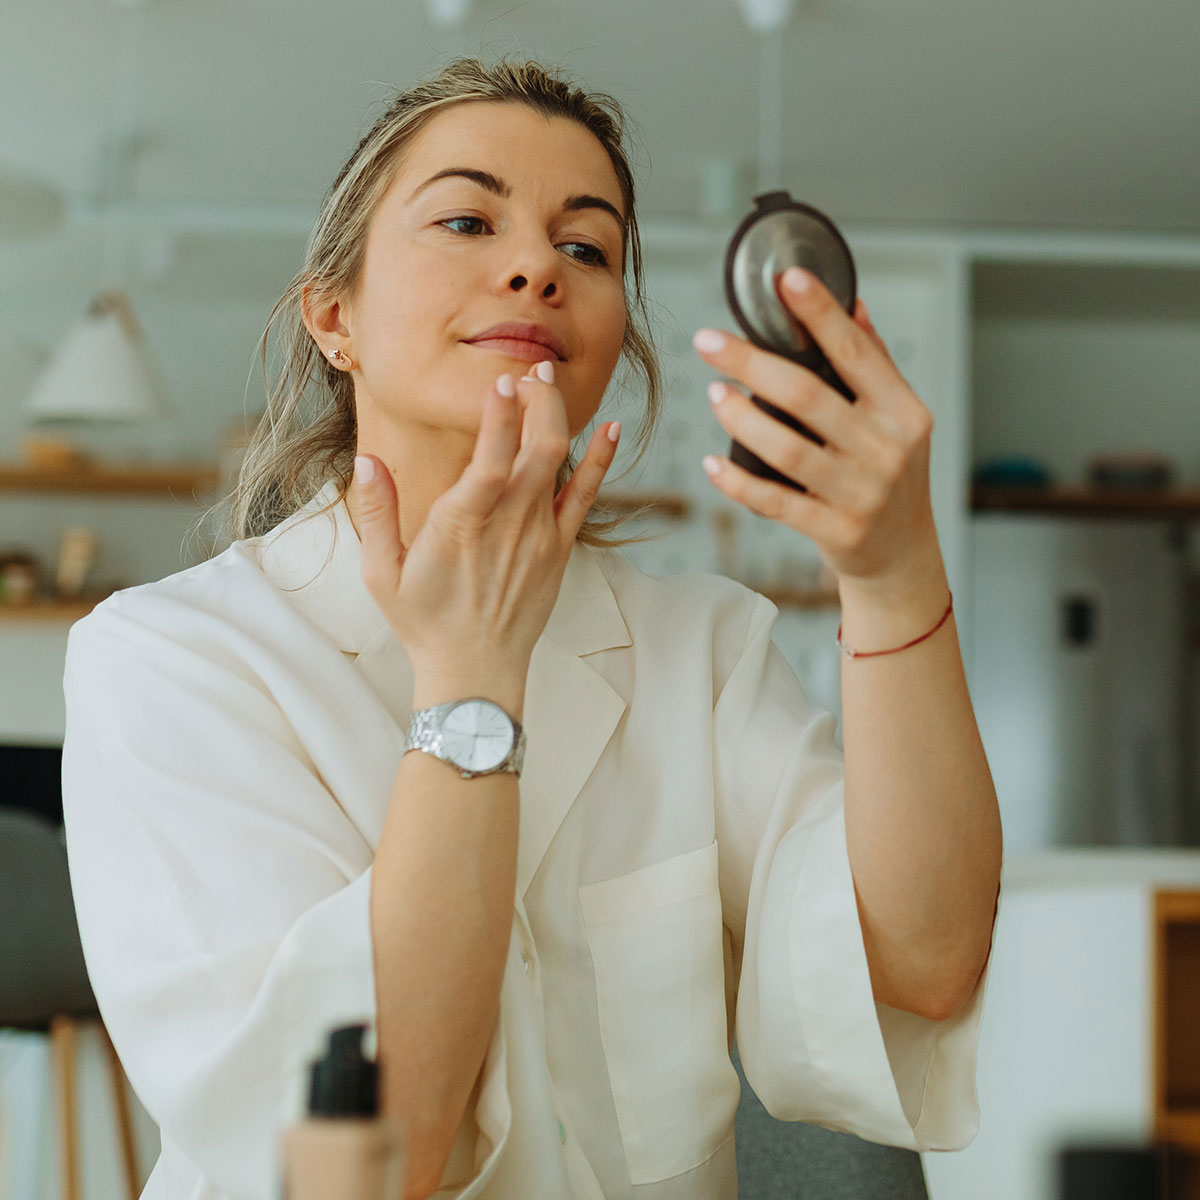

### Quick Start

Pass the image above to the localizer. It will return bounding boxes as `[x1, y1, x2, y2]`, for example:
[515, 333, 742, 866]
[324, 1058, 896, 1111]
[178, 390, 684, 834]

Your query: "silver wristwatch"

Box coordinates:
[403, 698, 526, 780]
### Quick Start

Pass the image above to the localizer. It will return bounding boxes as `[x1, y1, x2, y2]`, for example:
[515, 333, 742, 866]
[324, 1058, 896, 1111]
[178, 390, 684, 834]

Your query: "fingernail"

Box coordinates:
[497, 373, 516, 398]
[536, 359, 555, 384]
[354, 455, 375, 484]
[708, 381, 726, 408]
[607, 421, 621, 443]
[702, 455, 722, 476]
[783, 267, 810, 293]
[693, 329, 725, 354]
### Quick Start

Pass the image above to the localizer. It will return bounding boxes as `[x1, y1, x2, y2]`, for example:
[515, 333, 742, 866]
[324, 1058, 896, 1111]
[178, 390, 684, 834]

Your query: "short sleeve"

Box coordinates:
[61, 594, 510, 1199]
[713, 592, 990, 1151]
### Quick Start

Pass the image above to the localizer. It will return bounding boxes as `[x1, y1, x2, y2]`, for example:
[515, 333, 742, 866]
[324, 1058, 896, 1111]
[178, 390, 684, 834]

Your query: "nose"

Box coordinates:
[509, 274, 557, 300]
[498, 234, 562, 302]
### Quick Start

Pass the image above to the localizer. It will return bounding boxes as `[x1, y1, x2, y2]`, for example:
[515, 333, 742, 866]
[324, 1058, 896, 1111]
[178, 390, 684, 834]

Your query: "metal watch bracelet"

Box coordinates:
[403, 699, 526, 780]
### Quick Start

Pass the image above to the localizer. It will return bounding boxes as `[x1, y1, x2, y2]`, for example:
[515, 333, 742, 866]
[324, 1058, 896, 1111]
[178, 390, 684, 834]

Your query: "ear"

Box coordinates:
[301, 283, 353, 357]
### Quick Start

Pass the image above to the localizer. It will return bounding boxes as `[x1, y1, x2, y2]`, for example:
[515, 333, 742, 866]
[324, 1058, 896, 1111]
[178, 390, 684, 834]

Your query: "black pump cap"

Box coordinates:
[306, 1024, 379, 1117]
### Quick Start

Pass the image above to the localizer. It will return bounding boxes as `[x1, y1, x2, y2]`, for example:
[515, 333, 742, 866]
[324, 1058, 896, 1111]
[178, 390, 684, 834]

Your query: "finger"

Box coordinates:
[515, 358, 556, 451]
[353, 454, 407, 598]
[708, 380, 881, 509]
[774, 267, 901, 404]
[450, 375, 523, 514]
[694, 328, 874, 457]
[554, 420, 622, 539]
[507, 371, 571, 505]
[701, 451, 847, 545]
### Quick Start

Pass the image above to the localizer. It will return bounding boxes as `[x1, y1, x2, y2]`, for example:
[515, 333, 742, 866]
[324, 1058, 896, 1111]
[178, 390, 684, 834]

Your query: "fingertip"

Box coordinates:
[782, 266, 811, 295]
[354, 455, 376, 485]
[606, 420, 621, 445]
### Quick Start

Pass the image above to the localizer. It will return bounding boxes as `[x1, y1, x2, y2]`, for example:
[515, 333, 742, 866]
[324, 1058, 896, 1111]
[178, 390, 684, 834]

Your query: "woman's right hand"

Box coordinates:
[352, 365, 621, 690]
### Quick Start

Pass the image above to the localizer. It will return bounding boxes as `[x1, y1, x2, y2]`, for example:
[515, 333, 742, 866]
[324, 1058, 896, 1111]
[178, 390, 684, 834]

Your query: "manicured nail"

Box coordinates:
[607, 421, 622, 443]
[536, 359, 555, 384]
[354, 455, 375, 484]
[702, 455, 722, 476]
[708, 381, 726, 408]
[693, 329, 725, 354]
[497, 373, 516, 397]
[783, 267, 810, 293]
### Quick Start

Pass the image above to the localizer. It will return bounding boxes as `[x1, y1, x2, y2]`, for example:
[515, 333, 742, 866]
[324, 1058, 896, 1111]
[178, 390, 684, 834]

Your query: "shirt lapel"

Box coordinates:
[257, 479, 632, 898]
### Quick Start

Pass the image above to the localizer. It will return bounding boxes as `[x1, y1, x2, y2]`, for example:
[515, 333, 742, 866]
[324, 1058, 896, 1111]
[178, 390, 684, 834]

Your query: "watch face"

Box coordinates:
[441, 700, 515, 772]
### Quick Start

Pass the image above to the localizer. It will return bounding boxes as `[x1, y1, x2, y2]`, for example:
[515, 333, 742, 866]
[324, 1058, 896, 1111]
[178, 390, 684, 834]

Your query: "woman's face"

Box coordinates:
[341, 101, 629, 443]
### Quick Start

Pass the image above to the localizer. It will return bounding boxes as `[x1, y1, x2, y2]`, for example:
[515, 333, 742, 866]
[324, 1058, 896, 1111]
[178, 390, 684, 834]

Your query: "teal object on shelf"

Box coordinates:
[973, 458, 1054, 488]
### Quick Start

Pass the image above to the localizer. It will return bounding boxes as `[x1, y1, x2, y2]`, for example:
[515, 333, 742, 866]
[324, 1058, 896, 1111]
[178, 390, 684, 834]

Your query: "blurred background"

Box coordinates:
[2, 1, 1199, 1197]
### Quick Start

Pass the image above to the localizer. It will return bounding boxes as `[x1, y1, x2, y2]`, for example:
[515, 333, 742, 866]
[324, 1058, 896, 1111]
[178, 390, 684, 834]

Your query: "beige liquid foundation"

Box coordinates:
[281, 1024, 405, 1200]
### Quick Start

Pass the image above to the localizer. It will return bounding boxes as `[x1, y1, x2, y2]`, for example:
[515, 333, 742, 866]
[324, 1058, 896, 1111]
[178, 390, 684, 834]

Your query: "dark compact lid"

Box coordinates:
[723, 190, 856, 361]
[307, 1024, 379, 1117]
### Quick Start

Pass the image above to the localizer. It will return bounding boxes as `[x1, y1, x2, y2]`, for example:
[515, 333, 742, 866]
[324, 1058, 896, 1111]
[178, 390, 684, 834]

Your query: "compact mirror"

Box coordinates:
[722, 190, 857, 491]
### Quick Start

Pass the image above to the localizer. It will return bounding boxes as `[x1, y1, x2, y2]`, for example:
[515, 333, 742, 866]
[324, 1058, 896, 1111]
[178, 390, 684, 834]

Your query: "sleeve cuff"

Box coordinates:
[741, 785, 989, 1151]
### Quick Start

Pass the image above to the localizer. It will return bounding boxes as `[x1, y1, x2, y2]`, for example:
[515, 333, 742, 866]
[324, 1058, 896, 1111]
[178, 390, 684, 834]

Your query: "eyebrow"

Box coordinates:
[410, 167, 627, 235]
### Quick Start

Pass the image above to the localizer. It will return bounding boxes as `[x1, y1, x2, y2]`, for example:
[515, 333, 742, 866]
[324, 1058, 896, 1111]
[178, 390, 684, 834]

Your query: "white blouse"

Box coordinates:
[62, 479, 991, 1200]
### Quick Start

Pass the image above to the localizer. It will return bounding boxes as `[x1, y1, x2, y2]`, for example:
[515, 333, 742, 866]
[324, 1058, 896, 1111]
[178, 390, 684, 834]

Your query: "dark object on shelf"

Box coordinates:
[0, 743, 64, 825]
[1088, 453, 1174, 491]
[723, 191, 857, 493]
[1062, 595, 1099, 648]
[972, 457, 1054, 488]
[1057, 1143, 1163, 1199]
[0, 552, 42, 605]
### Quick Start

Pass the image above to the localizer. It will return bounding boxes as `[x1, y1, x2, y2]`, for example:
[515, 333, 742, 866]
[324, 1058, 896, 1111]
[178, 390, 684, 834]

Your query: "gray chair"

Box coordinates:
[733, 1041, 930, 1199]
[0, 809, 140, 1200]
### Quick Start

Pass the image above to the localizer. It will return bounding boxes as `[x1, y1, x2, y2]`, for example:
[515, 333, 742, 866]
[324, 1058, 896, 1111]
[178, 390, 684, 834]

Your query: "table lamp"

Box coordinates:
[22, 288, 168, 471]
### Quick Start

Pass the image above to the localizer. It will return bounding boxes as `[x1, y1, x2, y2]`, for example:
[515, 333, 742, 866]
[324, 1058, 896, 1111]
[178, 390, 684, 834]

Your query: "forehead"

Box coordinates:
[391, 101, 625, 213]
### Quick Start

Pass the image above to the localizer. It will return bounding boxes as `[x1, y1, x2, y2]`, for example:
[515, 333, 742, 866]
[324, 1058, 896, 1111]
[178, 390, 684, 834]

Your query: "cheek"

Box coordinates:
[594, 293, 628, 373]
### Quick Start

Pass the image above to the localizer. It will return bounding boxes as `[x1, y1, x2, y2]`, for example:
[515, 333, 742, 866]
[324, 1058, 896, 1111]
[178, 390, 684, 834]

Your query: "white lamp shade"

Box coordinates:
[25, 290, 167, 422]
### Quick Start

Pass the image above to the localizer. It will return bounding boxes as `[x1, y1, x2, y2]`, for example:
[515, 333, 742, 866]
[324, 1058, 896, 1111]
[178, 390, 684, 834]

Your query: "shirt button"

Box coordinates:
[521, 951, 531, 973]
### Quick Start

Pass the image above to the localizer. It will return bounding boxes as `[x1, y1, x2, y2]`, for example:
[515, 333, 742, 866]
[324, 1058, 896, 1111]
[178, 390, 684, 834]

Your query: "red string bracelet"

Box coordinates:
[837, 592, 954, 659]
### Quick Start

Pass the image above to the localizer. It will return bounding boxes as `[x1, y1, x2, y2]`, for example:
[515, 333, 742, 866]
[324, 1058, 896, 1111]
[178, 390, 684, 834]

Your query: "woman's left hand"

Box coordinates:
[694, 266, 939, 587]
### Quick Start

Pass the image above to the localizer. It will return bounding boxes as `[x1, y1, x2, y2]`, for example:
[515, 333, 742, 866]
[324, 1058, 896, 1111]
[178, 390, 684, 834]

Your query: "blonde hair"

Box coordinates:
[213, 57, 665, 548]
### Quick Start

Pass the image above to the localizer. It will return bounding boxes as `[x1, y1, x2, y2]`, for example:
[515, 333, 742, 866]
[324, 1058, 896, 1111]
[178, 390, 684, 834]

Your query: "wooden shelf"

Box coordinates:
[973, 484, 1200, 519]
[1155, 892, 1200, 1154]
[758, 586, 841, 610]
[0, 592, 113, 623]
[0, 462, 221, 496]
[1158, 1110, 1200, 1149]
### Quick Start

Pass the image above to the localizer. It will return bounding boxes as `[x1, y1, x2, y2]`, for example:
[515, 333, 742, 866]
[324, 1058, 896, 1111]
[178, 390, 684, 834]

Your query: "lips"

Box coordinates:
[464, 322, 566, 362]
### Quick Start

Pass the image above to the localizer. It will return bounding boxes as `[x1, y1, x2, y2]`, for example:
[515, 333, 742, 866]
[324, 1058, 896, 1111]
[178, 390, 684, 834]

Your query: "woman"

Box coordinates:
[62, 57, 1002, 1200]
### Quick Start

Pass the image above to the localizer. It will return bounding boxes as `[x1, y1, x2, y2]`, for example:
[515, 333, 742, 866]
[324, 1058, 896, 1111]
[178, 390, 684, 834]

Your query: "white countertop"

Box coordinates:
[1003, 847, 1200, 889]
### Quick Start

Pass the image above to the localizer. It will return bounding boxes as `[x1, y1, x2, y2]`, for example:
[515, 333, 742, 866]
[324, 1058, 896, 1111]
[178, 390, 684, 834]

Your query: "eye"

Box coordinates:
[561, 241, 609, 268]
[439, 215, 490, 235]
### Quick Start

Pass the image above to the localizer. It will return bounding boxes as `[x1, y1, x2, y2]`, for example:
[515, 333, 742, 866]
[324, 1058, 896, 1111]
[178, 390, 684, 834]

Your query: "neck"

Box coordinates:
[345, 416, 476, 551]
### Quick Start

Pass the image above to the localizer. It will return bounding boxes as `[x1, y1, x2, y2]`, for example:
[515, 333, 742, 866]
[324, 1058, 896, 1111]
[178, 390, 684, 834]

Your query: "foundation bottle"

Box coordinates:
[281, 1023, 405, 1200]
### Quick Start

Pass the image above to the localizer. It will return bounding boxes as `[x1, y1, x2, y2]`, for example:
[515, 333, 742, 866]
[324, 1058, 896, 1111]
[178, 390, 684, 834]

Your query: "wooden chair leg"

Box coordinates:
[48, 1015, 80, 1200]
[101, 1023, 141, 1200]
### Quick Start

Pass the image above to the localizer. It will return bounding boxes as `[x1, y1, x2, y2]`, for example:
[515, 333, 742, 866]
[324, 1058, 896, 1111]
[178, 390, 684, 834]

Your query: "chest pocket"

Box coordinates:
[579, 840, 741, 1185]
